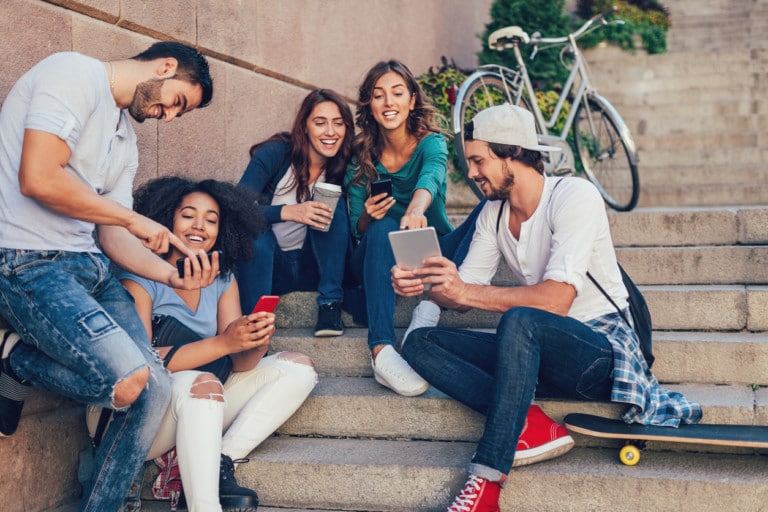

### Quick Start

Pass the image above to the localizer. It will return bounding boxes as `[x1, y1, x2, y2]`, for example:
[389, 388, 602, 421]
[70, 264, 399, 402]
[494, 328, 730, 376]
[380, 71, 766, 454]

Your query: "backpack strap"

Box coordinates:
[586, 270, 632, 327]
[542, 178, 631, 324]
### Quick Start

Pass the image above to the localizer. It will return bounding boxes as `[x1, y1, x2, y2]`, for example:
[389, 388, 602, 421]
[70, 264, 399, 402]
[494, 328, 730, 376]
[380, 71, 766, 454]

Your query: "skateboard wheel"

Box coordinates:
[619, 444, 641, 466]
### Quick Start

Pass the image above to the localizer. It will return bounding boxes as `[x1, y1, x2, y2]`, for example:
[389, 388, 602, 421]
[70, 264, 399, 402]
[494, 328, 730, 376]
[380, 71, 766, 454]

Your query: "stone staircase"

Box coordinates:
[586, 0, 768, 208]
[47, 204, 768, 512]
[19, 1, 768, 511]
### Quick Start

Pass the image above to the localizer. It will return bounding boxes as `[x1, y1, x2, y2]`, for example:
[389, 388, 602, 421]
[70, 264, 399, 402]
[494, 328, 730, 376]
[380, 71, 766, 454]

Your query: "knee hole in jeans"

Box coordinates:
[276, 351, 316, 371]
[113, 365, 150, 409]
[190, 372, 225, 402]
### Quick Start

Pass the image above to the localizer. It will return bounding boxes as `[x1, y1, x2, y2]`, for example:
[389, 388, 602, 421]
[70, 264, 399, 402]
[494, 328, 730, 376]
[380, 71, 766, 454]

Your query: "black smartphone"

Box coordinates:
[370, 178, 392, 200]
[176, 250, 221, 278]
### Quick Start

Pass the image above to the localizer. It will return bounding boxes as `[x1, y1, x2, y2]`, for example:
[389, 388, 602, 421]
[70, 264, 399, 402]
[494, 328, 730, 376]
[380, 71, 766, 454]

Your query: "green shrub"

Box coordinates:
[478, 0, 572, 91]
[417, 58, 470, 183]
[577, 0, 671, 54]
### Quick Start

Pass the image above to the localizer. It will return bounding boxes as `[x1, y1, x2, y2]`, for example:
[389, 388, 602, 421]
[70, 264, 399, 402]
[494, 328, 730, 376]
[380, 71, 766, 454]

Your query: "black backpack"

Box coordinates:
[494, 183, 655, 368]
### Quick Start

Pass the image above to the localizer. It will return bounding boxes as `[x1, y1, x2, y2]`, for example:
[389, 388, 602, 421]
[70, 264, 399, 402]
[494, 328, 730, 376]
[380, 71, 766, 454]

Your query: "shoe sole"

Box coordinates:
[373, 373, 429, 397]
[220, 495, 258, 512]
[513, 435, 575, 467]
[314, 329, 344, 337]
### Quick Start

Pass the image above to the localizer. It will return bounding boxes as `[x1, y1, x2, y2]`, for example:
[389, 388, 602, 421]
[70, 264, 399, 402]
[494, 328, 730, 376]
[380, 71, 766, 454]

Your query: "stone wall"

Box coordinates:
[0, 0, 492, 187]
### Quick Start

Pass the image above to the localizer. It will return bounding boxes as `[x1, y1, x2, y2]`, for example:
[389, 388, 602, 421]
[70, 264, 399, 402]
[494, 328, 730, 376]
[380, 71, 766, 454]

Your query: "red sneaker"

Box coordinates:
[445, 475, 500, 512]
[513, 404, 574, 467]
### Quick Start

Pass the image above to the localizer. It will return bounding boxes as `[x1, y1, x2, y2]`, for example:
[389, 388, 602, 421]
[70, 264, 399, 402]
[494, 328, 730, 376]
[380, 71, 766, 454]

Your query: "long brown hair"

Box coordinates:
[349, 59, 440, 187]
[248, 89, 354, 202]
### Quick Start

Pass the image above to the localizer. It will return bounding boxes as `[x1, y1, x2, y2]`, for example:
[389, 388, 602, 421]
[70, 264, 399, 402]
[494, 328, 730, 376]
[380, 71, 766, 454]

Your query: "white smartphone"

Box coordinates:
[388, 227, 442, 290]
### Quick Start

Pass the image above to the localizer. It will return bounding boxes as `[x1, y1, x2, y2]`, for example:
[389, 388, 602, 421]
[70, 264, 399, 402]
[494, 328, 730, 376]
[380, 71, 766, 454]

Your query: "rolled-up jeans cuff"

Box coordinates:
[467, 462, 507, 488]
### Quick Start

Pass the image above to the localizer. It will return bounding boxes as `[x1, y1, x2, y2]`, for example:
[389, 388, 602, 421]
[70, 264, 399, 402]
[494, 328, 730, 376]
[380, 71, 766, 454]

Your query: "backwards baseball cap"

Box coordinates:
[470, 104, 560, 152]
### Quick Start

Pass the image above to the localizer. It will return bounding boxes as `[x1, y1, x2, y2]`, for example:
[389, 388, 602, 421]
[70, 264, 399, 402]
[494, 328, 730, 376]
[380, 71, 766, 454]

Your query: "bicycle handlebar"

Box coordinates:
[530, 5, 618, 45]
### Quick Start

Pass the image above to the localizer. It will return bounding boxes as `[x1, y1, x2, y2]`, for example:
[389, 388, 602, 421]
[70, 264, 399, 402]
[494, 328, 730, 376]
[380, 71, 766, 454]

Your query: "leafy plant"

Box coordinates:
[577, 0, 671, 54]
[478, 0, 572, 91]
[417, 58, 471, 183]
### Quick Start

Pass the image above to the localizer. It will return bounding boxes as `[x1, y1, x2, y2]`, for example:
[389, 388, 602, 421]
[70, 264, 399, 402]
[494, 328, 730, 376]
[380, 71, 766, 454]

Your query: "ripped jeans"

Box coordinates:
[143, 351, 315, 510]
[0, 249, 171, 512]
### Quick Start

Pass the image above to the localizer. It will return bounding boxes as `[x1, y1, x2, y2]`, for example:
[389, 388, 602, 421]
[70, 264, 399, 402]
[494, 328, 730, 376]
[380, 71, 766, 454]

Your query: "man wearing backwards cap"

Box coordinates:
[391, 104, 701, 511]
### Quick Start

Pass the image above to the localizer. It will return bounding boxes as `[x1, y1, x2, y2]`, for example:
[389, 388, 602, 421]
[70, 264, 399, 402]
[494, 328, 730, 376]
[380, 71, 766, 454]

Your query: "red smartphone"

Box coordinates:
[251, 295, 280, 314]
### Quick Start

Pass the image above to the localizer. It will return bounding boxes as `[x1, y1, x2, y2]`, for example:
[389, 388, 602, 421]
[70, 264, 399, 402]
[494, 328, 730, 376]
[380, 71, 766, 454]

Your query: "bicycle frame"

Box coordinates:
[511, 33, 594, 140]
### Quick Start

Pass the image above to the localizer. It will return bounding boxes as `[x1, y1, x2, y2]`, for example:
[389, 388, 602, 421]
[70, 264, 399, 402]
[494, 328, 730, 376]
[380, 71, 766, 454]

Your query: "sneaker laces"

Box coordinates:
[446, 475, 484, 512]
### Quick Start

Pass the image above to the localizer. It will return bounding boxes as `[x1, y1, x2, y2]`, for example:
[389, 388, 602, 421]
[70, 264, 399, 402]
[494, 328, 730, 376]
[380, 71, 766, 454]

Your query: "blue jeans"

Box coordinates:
[238, 198, 349, 313]
[402, 307, 614, 480]
[350, 202, 484, 350]
[0, 249, 172, 512]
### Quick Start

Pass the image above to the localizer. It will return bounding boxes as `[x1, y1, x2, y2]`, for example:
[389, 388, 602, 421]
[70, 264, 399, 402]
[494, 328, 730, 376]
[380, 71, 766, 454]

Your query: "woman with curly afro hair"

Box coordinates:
[96, 177, 317, 511]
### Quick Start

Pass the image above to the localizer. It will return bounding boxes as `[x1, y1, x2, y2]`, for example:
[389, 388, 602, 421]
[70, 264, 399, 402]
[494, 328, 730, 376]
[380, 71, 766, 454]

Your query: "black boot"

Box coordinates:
[219, 454, 259, 511]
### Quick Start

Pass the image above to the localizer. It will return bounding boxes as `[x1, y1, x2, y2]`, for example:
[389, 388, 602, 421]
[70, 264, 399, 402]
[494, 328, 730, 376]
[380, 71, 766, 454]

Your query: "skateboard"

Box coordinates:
[564, 413, 768, 466]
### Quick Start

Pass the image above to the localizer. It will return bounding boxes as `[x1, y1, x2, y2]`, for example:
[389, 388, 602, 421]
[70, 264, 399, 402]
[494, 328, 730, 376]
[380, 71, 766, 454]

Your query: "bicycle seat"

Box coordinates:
[489, 26, 530, 49]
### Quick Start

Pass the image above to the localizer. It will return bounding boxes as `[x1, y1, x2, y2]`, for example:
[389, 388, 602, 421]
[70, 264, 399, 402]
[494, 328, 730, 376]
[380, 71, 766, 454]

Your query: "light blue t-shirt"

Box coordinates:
[116, 270, 235, 339]
[0, 52, 138, 252]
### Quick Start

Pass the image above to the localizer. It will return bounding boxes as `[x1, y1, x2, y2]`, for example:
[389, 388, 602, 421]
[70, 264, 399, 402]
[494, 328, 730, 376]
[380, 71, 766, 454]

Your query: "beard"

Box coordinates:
[484, 160, 515, 201]
[128, 78, 165, 123]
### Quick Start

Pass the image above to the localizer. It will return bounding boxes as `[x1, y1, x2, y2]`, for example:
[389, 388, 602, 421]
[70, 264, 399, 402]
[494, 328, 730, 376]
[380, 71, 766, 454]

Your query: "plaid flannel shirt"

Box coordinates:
[585, 309, 702, 427]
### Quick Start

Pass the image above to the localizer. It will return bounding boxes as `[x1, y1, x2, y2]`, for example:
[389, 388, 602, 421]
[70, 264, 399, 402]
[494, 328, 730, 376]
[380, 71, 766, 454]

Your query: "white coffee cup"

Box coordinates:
[312, 182, 342, 232]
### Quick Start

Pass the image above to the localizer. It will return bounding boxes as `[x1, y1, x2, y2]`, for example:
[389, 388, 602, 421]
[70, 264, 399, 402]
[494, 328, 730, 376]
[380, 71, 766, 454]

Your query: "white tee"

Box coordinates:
[458, 177, 628, 322]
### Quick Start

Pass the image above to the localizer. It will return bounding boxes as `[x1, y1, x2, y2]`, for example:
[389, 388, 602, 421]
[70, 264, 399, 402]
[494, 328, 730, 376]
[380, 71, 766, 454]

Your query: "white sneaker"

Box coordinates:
[372, 345, 429, 396]
[401, 300, 441, 348]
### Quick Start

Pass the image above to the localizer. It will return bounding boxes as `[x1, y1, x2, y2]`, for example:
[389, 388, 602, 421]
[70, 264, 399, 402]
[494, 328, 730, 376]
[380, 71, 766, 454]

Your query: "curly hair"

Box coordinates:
[132, 177, 265, 274]
[349, 59, 441, 188]
[248, 89, 354, 203]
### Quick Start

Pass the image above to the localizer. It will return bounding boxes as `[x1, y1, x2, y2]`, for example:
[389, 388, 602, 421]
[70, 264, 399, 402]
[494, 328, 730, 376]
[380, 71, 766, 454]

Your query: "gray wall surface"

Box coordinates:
[0, 0, 493, 186]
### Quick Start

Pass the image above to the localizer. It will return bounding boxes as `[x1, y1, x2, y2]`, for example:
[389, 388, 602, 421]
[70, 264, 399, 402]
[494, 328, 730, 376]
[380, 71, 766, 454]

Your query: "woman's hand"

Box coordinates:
[399, 209, 427, 230]
[168, 248, 220, 290]
[221, 311, 275, 354]
[364, 192, 396, 221]
[282, 201, 333, 230]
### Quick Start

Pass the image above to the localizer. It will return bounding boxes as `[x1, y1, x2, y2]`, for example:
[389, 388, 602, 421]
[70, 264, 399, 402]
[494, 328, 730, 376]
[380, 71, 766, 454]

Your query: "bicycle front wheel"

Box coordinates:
[573, 97, 639, 211]
[452, 71, 537, 200]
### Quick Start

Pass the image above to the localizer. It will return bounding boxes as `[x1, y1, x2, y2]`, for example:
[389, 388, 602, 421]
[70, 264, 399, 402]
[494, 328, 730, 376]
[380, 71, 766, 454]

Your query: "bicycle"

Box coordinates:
[451, 8, 640, 211]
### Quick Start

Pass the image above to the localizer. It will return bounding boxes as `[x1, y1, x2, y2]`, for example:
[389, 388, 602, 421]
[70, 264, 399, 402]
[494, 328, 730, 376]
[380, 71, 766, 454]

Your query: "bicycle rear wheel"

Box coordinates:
[452, 71, 538, 200]
[573, 97, 639, 211]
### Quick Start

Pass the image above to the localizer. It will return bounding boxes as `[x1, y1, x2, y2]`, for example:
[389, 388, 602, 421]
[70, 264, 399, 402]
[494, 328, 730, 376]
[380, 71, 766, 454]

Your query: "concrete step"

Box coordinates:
[273, 282, 768, 332]
[0, 390, 87, 512]
[272, 330, 768, 386]
[606, 205, 768, 247]
[639, 147, 765, 168]
[637, 183, 768, 209]
[231, 438, 768, 511]
[276, 378, 762, 441]
[617, 245, 768, 284]
[633, 131, 759, 152]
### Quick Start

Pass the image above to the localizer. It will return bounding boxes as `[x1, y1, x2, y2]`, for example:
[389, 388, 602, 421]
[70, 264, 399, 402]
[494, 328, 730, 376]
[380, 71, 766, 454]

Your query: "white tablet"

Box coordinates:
[388, 226, 442, 270]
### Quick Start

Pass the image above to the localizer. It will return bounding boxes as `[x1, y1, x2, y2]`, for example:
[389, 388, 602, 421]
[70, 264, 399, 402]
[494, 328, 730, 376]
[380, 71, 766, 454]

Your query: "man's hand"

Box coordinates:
[123, 211, 179, 255]
[392, 255, 467, 305]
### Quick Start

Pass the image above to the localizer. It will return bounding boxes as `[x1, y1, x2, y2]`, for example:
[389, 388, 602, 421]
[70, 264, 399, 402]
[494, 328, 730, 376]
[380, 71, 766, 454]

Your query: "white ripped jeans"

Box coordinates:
[88, 351, 317, 512]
